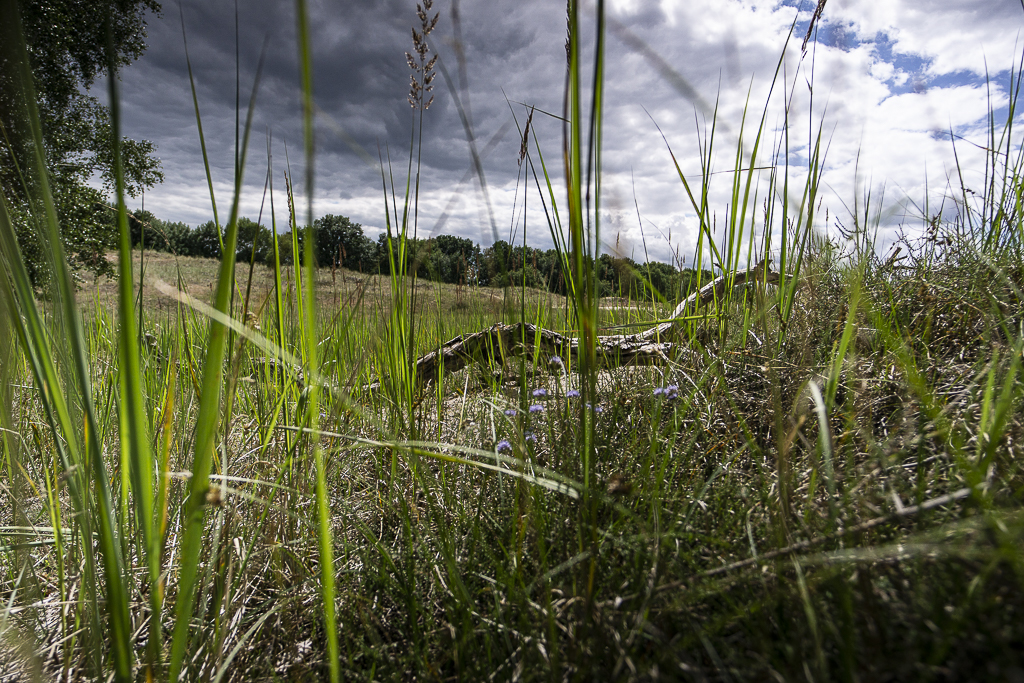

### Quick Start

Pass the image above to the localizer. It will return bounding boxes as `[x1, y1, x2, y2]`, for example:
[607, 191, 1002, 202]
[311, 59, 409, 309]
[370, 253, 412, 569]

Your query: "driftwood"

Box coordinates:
[414, 264, 783, 384]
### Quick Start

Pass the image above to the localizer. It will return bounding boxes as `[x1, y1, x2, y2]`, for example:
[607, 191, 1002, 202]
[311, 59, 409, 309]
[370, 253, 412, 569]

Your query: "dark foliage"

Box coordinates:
[127, 207, 704, 302]
[186, 220, 222, 259]
[311, 214, 375, 272]
[235, 217, 271, 264]
[0, 0, 164, 286]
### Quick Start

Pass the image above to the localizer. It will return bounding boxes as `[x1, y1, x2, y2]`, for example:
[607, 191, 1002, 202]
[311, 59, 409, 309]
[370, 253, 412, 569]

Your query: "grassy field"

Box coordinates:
[82, 249, 677, 377]
[4, 229, 1023, 682]
[2, 2, 1024, 681]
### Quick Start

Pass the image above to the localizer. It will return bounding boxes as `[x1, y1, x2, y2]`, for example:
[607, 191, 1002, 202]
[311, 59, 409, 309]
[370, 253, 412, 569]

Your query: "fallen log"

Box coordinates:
[413, 263, 784, 384]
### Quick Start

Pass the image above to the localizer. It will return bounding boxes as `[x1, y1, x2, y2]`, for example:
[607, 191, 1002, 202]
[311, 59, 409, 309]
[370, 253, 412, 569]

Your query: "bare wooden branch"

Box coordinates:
[413, 264, 783, 383]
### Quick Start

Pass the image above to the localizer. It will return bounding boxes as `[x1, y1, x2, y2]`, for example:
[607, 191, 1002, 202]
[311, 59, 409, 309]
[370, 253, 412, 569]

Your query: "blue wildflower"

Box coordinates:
[529, 404, 545, 414]
[525, 431, 536, 443]
[504, 408, 517, 417]
[549, 355, 564, 366]
[566, 389, 580, 398]
[654, 384, 680, 400]
[532, 388, 548, 398]
[496, 439, 512, 453]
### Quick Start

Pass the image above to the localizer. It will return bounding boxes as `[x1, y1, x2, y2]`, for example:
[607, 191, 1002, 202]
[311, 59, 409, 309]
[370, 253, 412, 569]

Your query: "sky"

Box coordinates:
[103, 0, 1024, 266]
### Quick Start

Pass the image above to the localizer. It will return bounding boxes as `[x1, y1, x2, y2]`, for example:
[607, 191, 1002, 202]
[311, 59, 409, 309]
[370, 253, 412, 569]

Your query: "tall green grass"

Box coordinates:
[1, 5, 132, 678]
[1, 1, 1022, 680]
[293, 2, 340, 680]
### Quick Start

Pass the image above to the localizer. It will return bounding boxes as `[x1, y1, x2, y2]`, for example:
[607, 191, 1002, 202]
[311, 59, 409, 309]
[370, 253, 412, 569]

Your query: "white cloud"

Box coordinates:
[826, 0, 1023, 75]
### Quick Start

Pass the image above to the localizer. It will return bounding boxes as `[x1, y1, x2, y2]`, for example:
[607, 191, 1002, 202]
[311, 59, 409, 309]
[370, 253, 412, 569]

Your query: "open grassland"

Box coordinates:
[3, 239, 1022, 682]
[81, 250, 677, 368]
[2, 1, 1024, 681]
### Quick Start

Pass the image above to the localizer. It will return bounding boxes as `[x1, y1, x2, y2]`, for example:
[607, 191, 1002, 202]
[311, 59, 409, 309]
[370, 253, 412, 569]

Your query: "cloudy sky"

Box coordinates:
[105, 0, 1024, 265]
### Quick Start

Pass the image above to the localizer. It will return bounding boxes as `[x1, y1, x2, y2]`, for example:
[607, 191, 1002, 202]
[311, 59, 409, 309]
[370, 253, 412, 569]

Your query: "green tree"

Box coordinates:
[235, 217, 271, 264]
[160, 220, 191, 255]
[313, 214, 374, 271]
[128, 210, 193, 254]
[480, 240, 513, 286]
[427, 234, 478, 284]
[128, 208, 166, 251]
[186, 221, 222, 259]
[642, 260, 678, 301]
[0, 0, 163, 285]
[374, 231, 427, 276]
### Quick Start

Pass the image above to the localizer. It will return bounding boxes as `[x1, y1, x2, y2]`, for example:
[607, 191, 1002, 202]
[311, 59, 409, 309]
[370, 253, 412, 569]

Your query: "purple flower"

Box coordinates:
[549, 355, 564, 366]
[525, 431, 536, 443]
[566, 389, 580, 399]
[496, 439, 512, 453]
[586, 403, 604, 414]
[655, 384, 680, 400]
[532, 388, 548, 398]
[529, 404, 545, 414]
[504, 408, 517, 417]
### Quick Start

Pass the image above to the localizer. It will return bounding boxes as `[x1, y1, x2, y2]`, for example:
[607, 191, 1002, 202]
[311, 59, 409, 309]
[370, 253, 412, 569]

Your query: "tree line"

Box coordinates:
[129, 210, 712, 302]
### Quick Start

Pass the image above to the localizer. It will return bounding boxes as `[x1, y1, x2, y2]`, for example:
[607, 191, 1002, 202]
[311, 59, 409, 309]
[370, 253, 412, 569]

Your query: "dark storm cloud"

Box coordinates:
[115, 0, 785, 253]
[104, 0, 1019, 264]
[112, 0, 572, 237]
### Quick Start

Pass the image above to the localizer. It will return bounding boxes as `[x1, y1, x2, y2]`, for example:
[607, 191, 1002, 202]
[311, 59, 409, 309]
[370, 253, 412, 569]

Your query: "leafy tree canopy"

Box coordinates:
[0, 0, 164, 285]
[313, 214, 375, 271]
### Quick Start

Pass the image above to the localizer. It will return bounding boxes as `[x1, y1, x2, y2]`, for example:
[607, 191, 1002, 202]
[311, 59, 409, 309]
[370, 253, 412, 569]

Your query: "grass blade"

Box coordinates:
[167, 37, 265, 683]
[294, 1, 340, 680]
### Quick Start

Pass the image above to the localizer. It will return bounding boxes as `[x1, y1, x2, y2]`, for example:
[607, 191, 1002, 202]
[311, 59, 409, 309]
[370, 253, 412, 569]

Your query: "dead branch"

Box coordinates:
[413, 264, 784, 384]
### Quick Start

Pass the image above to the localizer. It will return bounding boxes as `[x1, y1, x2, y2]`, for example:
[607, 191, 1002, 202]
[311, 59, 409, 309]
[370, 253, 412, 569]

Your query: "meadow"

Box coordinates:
[1, 1, 1024, 681]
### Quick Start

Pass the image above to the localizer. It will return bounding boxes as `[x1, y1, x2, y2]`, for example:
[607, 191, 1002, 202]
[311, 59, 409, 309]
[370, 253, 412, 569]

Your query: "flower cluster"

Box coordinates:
[566, 389, 580, 399]
[653, 384, 680, 400]
[496, 439, 512, 454]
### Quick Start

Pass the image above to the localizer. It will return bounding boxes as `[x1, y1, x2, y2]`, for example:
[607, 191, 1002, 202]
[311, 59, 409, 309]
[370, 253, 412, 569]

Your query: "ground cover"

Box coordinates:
[1, 239, 1019, 681]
